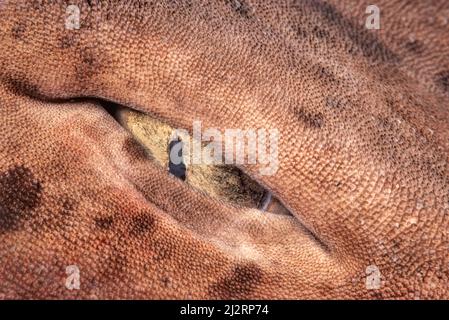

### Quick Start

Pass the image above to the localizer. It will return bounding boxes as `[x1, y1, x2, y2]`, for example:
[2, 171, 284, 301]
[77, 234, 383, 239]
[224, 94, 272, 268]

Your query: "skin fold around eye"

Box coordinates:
[113, 106, 291, 216]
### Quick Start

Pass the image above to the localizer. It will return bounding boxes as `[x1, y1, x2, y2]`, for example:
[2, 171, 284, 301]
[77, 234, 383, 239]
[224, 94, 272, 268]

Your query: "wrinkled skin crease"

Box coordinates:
[0, 1, 448, 299]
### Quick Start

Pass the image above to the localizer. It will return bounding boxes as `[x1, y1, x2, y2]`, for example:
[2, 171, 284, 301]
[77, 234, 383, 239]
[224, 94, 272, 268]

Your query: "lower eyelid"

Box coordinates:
[264, 196, 293, 216]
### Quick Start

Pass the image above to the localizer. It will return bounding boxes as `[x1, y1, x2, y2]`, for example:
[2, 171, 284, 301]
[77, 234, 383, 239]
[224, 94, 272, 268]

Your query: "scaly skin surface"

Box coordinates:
[0, 0, 448, 299]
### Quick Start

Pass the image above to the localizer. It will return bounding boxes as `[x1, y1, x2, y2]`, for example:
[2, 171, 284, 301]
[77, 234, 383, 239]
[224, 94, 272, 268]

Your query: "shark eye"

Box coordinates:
[106, 103, 291, 216]
[167, 136, 187, 181]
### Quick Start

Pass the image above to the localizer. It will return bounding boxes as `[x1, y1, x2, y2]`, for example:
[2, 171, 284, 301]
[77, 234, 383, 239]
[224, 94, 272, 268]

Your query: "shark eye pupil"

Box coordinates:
[168, 137, 187, 181]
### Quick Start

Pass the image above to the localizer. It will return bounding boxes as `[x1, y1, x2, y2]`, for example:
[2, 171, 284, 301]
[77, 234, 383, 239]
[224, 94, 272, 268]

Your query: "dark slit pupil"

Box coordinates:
[168, 138, 186, 181]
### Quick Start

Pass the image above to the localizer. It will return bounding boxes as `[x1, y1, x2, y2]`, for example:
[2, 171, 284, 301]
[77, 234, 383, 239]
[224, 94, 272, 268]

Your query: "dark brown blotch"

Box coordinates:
[294, 108, 324, 128]
[227, 0, 253, 18]
[130, 212, 155, 237]
[75, 48, 101, 81]
[436, 70, 449, 92]
[122, 137, 149, 162]
[3, 74, 41, 98]
[208, 262, 263, 299]
[161, 276, 171, 288]
[81, 50, 96, 67]
[60, 196, 77, 217]
[404, 39, 424, 54]
[312, 26, 330, 39]
[303, 0, 398, 64]
[11, 22, 26, 40]
[94, 216, 114, 230]
[314, 64, 337, 84]
[59, 34, 76, 49]
[294, 25, 308, 39]
[0, 165, 42, 233]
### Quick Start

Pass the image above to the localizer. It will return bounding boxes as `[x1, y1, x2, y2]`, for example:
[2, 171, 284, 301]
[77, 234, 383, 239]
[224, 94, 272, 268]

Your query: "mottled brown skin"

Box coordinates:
[0, 0, 448, 299]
